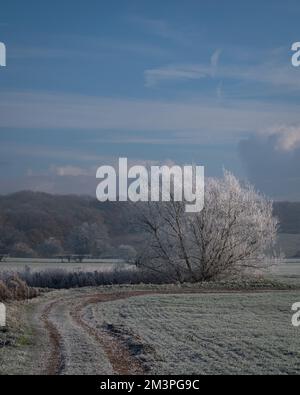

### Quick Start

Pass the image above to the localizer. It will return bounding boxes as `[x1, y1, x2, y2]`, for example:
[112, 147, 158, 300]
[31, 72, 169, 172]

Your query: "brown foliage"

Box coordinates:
[0, 275, 38, 301]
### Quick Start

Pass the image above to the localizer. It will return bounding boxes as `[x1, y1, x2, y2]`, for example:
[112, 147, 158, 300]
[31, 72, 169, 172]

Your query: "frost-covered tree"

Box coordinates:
[136, 171, 278, 282]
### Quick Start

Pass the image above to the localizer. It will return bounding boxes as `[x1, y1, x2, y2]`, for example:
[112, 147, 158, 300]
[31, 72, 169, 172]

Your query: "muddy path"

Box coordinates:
[39, 291, 147, 375]
[70, 291, 150, 375]
[40, 300, 65, 375]
[38, 293, 114, 375]
[37, 290, 163, 375]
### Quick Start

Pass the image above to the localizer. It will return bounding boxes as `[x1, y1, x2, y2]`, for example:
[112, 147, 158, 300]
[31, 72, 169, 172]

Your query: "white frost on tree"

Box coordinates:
[136, 171, 279, 282]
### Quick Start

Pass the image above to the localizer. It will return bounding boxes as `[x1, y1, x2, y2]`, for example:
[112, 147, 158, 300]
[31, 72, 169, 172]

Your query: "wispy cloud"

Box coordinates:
[1, 90, 300, 145]
[144, 49, 222, 87]
[210, 49, 222, 77]
[144, 64, 210, 87]
[0, 143, 101, 163]
[49, 165, 95, 177]
[144, 48, 300, 93]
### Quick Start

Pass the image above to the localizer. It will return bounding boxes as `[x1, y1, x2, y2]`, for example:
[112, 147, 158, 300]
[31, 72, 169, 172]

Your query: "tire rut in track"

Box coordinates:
[71, 291, 150, 375]
[41, 300, 65, 375]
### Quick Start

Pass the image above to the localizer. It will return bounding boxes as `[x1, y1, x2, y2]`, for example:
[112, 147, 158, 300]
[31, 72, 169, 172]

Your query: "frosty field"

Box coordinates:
[0, 258, 131, 273]
[1, 258, 300, 278]
[1, 285, 300, 375]
[271, 259, 300, 278]
[1, 259, 300, 375]
[90, 291, 300, 375]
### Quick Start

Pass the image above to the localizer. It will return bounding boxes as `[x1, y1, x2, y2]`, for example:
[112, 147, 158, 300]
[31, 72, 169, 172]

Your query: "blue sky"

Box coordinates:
[0, 1, 300, 198]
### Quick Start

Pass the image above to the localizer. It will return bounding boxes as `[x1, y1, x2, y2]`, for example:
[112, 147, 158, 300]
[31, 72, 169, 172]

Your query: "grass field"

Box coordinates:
[1, 257, 300, 276]
[271, 259, 300, 276]
[1, 285, 300, 375]
[1, 258, 300, 375]
[91, 291, 300, 374]
[0, 258, 132, 273]
[277, 233, 300, 258]
[268, 259, 300, 286]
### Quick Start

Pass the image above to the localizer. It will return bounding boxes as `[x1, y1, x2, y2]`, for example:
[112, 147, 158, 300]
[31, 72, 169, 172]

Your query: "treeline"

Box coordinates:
[0, 191, 299, 258]
[0, 191, 139, 259]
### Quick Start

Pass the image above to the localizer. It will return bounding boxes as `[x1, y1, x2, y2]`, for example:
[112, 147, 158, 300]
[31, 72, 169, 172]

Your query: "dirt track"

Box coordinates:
[37, 290, 152, 375]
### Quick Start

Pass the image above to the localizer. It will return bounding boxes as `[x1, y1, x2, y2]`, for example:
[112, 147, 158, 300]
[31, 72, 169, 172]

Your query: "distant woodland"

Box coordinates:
[0, 191, 140, 259]
[0, 191, 299, 258]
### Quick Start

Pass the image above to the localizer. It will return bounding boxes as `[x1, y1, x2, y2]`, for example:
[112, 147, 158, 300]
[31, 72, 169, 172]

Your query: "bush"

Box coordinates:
[0, 280, 12, 301]
[0, 274, 39, 301]
[18, 267, 170, 289]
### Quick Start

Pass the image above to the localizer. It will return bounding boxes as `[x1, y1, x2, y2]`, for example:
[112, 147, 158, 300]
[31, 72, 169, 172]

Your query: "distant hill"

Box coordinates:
[268, 202, 300, 258]
[0, 192, 299, 257]
[0, 191, 139, 257]
[276, 233, 300, 258]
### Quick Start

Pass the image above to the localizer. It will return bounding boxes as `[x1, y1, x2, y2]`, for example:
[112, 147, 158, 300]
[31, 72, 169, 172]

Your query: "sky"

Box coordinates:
[0, 0, 300, 199]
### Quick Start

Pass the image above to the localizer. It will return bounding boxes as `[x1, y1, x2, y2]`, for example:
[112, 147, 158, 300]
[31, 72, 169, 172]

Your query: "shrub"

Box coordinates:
[0, 274, 39, 301]
[18, 267, 169, 289]
[0, 280, 12, 301]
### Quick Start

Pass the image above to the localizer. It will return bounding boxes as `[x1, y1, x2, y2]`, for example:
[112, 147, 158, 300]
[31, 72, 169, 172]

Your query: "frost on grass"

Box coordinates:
[0, 303, 37, 375]
[92, 292, 300, 375]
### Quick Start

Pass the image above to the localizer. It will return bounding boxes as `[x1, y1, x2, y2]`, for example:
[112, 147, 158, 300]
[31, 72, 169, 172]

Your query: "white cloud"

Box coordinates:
[51, 165, 95, 177]
[264, 125, 300, 152]
[239, 127, 300, 200]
